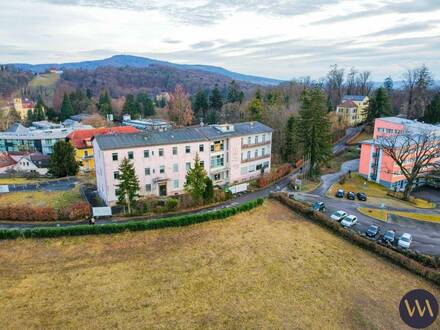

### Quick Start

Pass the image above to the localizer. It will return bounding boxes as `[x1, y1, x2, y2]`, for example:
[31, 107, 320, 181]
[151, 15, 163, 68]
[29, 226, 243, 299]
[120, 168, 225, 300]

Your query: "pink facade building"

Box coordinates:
[359, 117, 440, 190]
[93, 122, 272, 205]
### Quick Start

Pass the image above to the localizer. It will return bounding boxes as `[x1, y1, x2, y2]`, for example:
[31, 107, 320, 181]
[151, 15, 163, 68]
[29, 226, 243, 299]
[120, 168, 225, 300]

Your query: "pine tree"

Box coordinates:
[297, 88, 332, 177]
[136, 92, 155, 117]
[60, 93, 74, 121]
[227, 80, 242, 103]
[123, 94, 138, 118]
[116, 158, 140, 214]
[247, 97, 264, 122]
[423, 93, 440, 124]
[203, 177, 214, 203]
[209, 86, 223, 111]
[98, 91, 113, 115]
[48, 140, 79, 178]
[283, 116, 300, 162]
[384, 76, 393, 95]
[33, 96, 46, 121]
[364, 87, 392, 125]
[184, 153, 208, 205]
[193, 90, 209, 121]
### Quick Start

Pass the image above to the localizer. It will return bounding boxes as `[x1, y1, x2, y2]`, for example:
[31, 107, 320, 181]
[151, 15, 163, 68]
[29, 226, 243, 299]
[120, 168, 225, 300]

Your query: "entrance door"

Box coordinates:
[159, 183, 167, 197]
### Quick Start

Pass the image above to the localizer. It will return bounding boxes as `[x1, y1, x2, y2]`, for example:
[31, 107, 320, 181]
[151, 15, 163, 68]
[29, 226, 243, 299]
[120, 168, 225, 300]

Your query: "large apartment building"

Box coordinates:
[93, 122, 272, 205]
[359, 117, 440, 190]
[335, 95, 369, 126]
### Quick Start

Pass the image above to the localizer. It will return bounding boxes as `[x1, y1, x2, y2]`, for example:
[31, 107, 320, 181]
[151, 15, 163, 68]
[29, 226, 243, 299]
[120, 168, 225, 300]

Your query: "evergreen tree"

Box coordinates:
[423, 93, 440, 124]
[209, 86, 223, 112]
[364, 87, 392, 125]
[60, 93, 74, 121]
[98, 91, 113, 115]
[115, 158, 140, 214]
[384, 76, 393, 95]
[45, 107, 58, 121]
[203, 177, 214, 203]
[184, 153, 208, 205]
[123, 94, 139, 118]
[283, 116, 300, 162]
[86, 88, 92, 99]
[247, 97, 264, 122]
[326, 95, 333, 113]
[193, 90, 209, 121]
[136, 92, 155, 117]
[48, 140, 79, 178]
[33, 97, 46, 121]
[297, 88, 332, 177]
[227, 80, 242, 103]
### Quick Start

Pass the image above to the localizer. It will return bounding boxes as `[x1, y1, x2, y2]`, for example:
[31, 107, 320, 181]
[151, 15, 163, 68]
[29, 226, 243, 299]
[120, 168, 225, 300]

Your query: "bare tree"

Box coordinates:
[326, 64, 344, 109]
[346, 67, 357, 95]
[376, 130, 440, 200]
[403, 65, 434, 119]
[356, 71, 373, 95]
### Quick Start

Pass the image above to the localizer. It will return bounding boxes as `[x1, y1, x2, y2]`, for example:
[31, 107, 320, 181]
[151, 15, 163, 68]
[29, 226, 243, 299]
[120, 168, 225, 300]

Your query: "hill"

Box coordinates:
[9, 55, 282, 86]
[0, 200, 438, 328]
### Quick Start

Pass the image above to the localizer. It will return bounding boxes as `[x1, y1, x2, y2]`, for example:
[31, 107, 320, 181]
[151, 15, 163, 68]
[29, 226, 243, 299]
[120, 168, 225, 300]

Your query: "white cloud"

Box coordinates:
[0, 0, 439, 80]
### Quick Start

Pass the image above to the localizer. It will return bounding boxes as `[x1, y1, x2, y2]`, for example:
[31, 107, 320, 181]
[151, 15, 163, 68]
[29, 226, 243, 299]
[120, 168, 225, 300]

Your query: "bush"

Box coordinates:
[0, 199, 264, 240]
[257, 164, 292, 188]
[339, 174, 346, 185]
[0, 204, 58, 222]
[66, 202, 92, 221]
[165, 198, 179, 211]
[271, 192, 440, 286]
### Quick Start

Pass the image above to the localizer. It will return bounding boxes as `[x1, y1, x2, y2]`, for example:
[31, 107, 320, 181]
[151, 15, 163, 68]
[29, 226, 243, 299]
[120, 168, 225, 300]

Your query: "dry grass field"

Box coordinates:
[0, 200, 439, 329]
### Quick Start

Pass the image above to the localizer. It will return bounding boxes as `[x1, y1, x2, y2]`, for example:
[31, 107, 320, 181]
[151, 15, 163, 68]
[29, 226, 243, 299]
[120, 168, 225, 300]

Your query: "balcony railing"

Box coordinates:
[241, 140, 271, 149]
[241, 154, 271, 163]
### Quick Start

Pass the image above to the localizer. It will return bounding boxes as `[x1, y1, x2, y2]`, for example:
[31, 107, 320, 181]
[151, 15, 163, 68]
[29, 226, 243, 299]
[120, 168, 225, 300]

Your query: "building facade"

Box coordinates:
[13, 98, 36, 119]
[0, 122, 93, 155]
[359, 117, 440, 190]
[93, 122, 272, 205]
[336, 95, 369, 126]
[67, 126, 139, 172]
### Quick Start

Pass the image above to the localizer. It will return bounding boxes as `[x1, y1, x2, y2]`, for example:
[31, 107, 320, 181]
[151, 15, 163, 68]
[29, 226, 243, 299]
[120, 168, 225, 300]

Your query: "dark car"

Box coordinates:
[366, 225, 380, 238]
[357, 192, 367, 201]
[381, 230, 396, 244]
[336, 189, 345, 198]
[346, 191, 356, 200]
[312, 201, 326, 212]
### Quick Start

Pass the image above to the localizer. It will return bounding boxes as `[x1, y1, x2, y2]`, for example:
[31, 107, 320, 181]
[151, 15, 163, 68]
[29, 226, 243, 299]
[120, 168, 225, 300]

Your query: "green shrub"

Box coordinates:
[0, 199, 264, 240]
[165, 198, 179, 211]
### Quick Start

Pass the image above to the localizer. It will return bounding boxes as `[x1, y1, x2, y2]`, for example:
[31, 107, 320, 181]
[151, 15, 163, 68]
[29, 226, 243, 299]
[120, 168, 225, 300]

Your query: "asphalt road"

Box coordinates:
[293, 160, 440, 256]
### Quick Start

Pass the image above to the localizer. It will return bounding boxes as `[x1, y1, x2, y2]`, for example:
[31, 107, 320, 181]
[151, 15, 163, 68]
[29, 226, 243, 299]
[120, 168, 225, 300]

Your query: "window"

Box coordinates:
[145, 168, 150, 175]
[241, 166, 247, 175]
[185, 146, 191, 154]
[84, 150, 89, 157]
[262, 134, 266, 142]
[214, 173, 221, 181]
[113, 171, 119, 179]
[173, 163, 178, 172]
[254, 150, 258, 158]
[160, 165, 165, 174]
[145, 184, 152, 192]
[247, 151, 251, 159]
[200, 161, 204, 168]
[144, 150, 149, 158]
[128, 151, 133, 160]
[186, 162, 191, 171]
[255, 135, 259, 143]
[262, 147, 265, 156]
[159, 148, 164, 156]
[247, 136, 251, 144]
[173, 180, 179, 189]
[199, 144, 204, 152]
[210, 155, 224, 168]
[112, 153, 118, 161]
[172, 146, 178, 155]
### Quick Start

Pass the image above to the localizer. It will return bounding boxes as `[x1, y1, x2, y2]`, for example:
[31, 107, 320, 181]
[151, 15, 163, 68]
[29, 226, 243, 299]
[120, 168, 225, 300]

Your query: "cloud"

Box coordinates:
[366, 20, 440, 37]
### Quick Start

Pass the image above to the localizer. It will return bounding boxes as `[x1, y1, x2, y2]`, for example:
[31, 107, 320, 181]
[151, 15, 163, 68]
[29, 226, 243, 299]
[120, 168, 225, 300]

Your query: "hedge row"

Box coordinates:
[0, 198, 264, 240]
[271, 193, 440, 286]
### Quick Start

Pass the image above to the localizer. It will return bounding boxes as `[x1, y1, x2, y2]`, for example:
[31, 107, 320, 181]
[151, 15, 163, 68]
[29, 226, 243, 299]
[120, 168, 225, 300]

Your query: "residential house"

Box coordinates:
[0, 152, 17, 174]
[13, 98, 36, 119]
[359, 117, 440, 190]
[67, 126, 139, 172]
[13, 152, 50, 175]
[336, 95, 369, 126]
[93, 122, 272, 205]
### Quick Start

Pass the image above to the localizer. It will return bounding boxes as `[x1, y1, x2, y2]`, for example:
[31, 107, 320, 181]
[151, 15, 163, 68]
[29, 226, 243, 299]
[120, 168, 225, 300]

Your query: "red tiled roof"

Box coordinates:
[0, 152, 17, 168]
[337, 100, 357, 108]
[67, 126, 139, 149]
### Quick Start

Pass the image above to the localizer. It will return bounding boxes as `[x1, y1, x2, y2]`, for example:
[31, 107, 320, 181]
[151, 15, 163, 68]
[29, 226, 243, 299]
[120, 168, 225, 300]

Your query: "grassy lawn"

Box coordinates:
[327, 174, 435, 209]
[0, 186, 82, 210]
[359, 207, 440, 224]
[347, 131, 373, 145]
[29, 72, 59, 89]
[0, 177, 52, 185]
[299, 178, 321, 192]
[0, 200, 438, 329]
[321, 146, 360, 174]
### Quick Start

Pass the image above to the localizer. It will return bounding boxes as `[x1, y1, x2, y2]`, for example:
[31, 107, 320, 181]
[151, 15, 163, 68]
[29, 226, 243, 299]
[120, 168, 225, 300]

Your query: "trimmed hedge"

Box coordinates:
[271, 193, 440, 286]
[0, 198, 264, 240]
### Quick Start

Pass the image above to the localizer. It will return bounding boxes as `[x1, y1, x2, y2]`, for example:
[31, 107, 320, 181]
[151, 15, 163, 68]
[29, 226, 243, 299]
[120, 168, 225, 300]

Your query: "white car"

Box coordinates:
[331, 210, 347, 221]
[341, 215, 358, 228]
[398, 233, 412, 249]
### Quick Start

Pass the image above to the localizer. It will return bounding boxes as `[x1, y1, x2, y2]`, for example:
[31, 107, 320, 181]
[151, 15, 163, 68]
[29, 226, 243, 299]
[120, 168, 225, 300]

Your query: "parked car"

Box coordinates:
[335, 189, 345, 198]
[331, 210, 347, 221]
[346, 191, 356, 200]
[366, 225, 380, 238]
[312, 201, 326, 212]
[381, 230, 396, 244]
[357, 192, 367, 201]
[341, 215, 358, 228]
[398, 233, 412, 249]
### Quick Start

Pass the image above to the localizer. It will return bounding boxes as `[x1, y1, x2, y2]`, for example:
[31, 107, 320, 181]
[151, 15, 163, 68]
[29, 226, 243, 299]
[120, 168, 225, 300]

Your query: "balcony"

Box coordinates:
[241, 154, 271, 163]
[241, 140, 271, 149]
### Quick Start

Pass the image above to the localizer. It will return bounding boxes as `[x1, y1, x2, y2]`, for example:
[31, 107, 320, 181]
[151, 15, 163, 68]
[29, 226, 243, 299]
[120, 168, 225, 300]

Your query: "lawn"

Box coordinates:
[0, 186, 82, 210]
[327, 174, 435, 209]
[347, 131, 373, 145]
[0, 200, 438, 329]
[359, 207, 440, 224]
[0, 177, 51, 185]
[28, 72, 59, 89]
[321, 146, 360, 174]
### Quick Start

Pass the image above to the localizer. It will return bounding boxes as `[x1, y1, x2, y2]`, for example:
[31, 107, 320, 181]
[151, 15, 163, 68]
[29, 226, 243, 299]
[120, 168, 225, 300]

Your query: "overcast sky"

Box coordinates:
[1, 0, 439, 80]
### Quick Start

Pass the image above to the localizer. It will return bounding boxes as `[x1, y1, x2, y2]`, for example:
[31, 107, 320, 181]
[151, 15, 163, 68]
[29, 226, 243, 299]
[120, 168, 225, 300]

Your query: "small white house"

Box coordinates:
[13, 152, 49, 175]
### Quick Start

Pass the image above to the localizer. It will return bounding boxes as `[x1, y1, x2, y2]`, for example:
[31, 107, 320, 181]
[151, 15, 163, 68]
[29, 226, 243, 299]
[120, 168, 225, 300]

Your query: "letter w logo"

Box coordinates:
[404, 299, 434, 318]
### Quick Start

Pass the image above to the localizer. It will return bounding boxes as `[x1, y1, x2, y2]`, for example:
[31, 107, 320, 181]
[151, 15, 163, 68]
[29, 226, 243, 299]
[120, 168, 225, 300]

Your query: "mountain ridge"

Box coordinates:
[7, 55, 283, 86]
